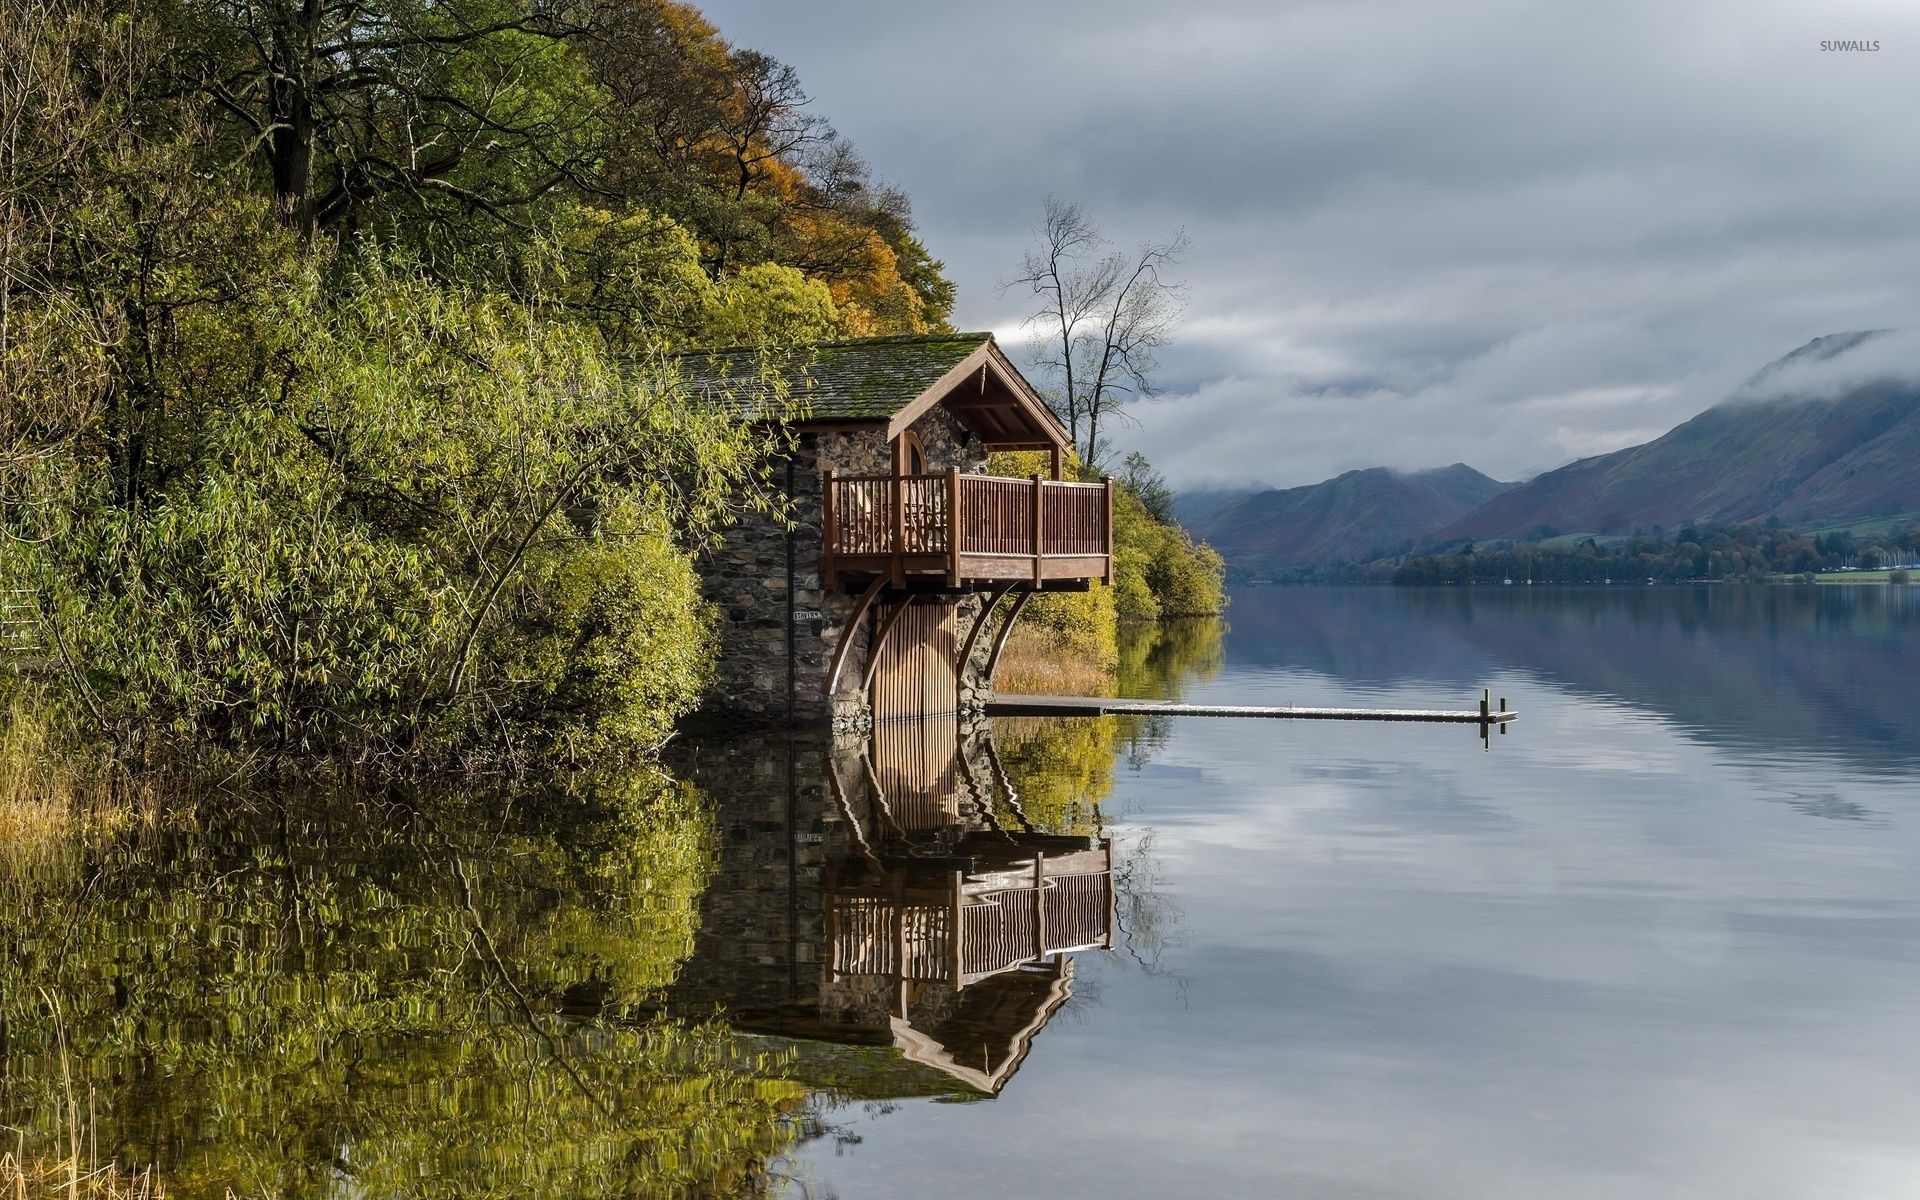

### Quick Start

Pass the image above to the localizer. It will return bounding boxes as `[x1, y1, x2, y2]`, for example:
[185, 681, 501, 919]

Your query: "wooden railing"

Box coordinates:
[822, 469, 1113, 586]
[961, 867, 1113, 979]
[1041, 870, 1113, 953]
[828, 850, 1115, 986]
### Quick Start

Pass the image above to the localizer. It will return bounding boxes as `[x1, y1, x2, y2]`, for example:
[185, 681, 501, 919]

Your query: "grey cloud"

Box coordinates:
[699, 0, 1920, 487]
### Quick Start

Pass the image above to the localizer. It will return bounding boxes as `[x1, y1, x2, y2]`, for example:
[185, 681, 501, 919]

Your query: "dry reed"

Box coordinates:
[1, 995, 168, 1199]
[0, 1147, 165, 1200]
[992, 625, 1114, 696]
[0, 693, 147, 872]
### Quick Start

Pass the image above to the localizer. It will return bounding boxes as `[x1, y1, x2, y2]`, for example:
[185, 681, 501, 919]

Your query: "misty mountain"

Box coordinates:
[1190, 464, 1514, 576]
[1436, 333, 1920, 542]
[1173, 486, 1265, 530]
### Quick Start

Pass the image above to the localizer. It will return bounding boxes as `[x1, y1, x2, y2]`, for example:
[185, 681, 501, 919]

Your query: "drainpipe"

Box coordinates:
[785, 456, 798, 727]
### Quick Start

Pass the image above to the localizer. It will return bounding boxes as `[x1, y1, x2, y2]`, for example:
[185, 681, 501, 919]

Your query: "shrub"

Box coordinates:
[7, 254, 777, 766]
[492, 505, 718, 758]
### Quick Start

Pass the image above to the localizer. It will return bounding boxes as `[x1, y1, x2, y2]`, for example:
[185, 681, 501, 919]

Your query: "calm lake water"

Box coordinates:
[5, 584, 1919, 1197]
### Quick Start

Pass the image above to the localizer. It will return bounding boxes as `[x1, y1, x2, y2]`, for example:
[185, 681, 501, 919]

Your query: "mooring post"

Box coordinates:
[1500, 697, 1508, 735]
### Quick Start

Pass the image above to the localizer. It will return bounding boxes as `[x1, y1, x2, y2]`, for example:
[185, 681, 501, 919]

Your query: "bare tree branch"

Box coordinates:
[1004, 197, 1185, 466]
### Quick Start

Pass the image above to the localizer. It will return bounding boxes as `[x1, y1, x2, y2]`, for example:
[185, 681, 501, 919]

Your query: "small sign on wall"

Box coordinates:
[791, 609, 824, 623]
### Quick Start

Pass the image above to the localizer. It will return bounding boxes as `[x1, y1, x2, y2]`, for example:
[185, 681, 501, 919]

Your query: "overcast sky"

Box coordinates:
[699, 0, 1920, 488]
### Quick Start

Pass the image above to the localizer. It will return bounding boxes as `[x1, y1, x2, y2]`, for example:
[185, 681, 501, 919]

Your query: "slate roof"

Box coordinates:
[675, 332, 993, 422]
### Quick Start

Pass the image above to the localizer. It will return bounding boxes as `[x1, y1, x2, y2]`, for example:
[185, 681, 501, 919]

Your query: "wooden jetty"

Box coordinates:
[986, 692, 1519, 726]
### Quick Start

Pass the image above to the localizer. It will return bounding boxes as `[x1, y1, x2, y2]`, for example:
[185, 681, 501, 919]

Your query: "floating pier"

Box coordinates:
[987, 691, 1518, 726]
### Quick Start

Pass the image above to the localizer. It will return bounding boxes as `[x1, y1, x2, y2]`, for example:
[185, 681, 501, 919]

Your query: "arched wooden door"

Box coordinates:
[870, 598, 959, 722]
[901, 431, 928, 476]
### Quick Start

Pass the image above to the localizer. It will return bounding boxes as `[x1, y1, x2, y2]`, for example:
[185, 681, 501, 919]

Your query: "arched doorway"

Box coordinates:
[900, 431, 928, 476]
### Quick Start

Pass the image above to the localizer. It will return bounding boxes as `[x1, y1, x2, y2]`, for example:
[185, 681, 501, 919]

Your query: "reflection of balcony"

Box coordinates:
[823, 471, 1113, 589]
[826, 844, 1114, 988]
[816, 721, 1115, 1094]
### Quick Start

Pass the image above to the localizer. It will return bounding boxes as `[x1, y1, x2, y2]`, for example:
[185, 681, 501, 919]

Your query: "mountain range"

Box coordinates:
[1186, 464, 1513, 576]
[1436, 333, 1920, 541]
[1189, 333, 1920, 574]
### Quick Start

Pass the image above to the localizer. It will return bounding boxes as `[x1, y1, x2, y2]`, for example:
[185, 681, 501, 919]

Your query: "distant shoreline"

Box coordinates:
[1223, 576, 1915, 588]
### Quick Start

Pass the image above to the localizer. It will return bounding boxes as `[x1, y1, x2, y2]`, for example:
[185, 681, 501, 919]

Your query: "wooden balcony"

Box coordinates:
[822, 470, 1113, 590]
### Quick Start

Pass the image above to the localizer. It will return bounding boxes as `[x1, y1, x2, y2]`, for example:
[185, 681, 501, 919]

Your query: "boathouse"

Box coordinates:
[680, 332, 1114, 729]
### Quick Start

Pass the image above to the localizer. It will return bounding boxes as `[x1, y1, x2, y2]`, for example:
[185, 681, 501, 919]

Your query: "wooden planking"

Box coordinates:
[870, 597, 960, 722]
[869, 718, 961, 831]
[955, 553, 1109, 581]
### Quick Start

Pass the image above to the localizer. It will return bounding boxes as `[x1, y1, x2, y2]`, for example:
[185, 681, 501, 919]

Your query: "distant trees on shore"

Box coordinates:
[1387, 522, 1920, 586]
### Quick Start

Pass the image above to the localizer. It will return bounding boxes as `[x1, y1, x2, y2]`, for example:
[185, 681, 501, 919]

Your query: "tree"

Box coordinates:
[0, 0, 134, 476]
[1119, 451, 1175, 523]
[171, 0, 602, 243]
[1009, 197, 1187, 466]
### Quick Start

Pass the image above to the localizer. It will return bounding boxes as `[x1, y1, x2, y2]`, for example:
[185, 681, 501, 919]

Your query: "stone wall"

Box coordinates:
[657, 733, 851, 1019]
[693, 404, 992, 730]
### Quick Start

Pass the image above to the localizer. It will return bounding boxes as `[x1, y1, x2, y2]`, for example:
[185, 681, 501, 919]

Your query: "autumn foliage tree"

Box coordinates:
[0, 0, 957, 767]
[164, 0, 954, 339]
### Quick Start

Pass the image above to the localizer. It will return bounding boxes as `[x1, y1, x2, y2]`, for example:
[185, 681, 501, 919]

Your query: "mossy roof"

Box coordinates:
[675, 332, 995, 423]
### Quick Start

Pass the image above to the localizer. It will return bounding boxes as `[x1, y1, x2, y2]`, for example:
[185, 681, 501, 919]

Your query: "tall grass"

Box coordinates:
[0, 692, 147, 873]
[993, 624, 1114, 696]
[1, 996, 169, 1199]
[2, 1132, 166, 1200]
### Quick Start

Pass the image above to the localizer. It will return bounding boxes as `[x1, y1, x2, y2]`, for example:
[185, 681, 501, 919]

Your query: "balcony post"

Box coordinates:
[945, 467, 962, 588]
[1031, 474, 1045, 586]
[821, 467, 838, 591]
[892, 870, 907, 990]
[890, 471, 905, 588]
[1050, 443, 1064, 481]
[1102, 475, 1115, 585]
[1104, 841, 1115, 948]
[951, 869, 966, 984]
[1033, 851, 1047, 959]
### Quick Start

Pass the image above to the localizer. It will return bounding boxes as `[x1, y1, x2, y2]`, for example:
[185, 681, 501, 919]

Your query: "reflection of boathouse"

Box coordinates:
[665, 723, 1113, 1095]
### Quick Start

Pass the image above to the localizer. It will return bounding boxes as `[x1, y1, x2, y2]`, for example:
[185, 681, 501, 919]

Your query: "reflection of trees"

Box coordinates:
[1114, 617, 1226, 765]
[987, 716, 1118, 836]
[0, 768, 806, 1199]
[987, 617, 1226, 832]
[1111, 830, 1189, 997]
[1116, 617, 1225, 701]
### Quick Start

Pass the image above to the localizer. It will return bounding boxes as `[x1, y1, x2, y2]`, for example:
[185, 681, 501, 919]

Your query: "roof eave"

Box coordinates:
[884, 338, 1069, 449]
